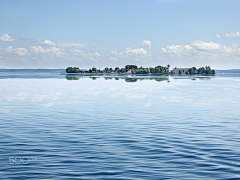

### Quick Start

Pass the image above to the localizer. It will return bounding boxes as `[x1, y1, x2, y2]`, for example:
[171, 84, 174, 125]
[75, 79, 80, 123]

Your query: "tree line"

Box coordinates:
[183, 66, 215, 75]
[66, 65, 169, 74]
[66, 65, 215, 74]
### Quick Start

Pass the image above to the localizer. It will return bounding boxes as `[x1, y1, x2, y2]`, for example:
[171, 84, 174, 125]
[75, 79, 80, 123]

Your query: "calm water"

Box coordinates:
[0, 72, 240, 179]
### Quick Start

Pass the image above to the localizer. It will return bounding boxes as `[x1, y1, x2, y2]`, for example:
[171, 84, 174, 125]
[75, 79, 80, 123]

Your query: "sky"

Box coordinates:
[0, 0, 240, 69]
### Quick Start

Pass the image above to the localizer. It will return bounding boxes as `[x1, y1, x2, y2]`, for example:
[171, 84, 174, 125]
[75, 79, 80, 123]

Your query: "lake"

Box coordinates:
[0, 71, 240, 179]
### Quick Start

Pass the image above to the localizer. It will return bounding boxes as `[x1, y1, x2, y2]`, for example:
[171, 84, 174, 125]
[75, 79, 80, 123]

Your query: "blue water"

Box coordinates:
[0, 72, 240, 179]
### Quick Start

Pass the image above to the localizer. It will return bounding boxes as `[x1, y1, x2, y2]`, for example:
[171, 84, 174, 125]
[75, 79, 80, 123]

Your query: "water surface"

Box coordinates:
[0, 72, 240, 179]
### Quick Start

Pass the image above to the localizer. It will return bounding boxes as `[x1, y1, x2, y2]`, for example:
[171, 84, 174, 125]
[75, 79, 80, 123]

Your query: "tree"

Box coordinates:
[125, 65, 138, 71]
[179, 70, 182, 75]
[66, 67, 80, 73]
[92, 67, 97, 73]
[105, 67, 111, 73]
[149, 67, 155, 73]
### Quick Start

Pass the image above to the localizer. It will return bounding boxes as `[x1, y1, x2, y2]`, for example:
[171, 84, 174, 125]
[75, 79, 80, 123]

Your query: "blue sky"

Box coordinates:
[0, 0, 240, 69]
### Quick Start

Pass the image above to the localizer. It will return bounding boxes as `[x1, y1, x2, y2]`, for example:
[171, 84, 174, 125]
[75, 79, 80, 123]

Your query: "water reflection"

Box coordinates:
[65, 75, 214, 83]
[66, 76, 80, 80]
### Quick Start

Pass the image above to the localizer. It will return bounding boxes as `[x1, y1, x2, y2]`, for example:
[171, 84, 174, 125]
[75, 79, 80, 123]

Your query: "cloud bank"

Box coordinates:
[1, 32, 240, 69]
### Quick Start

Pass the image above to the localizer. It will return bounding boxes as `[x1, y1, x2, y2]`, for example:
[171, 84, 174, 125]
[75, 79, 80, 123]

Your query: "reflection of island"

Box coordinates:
[65, 75, 169, 82]
[89, 77, 98, 80]
[104, 77, 112, 80]
[173, 76, 213, 81]
[65, 74, 214, 82]
[66, 76, 80, 80]
[124, 77, 168, 83]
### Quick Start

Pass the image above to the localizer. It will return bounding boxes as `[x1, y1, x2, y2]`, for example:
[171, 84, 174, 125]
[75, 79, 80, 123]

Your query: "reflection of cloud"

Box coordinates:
[110, 87, 118, 90]
[1, 77, 237, 115]
[125, 94, 147, 100]
[31, 92, 62, 102]
[16, 92, 27, 100]
[42, 103, 55, 108]
[5, 92, 28, 101]
[31, 95, 48, 102]
[0, 106, 13, 113]
[144, 101, 151, 107]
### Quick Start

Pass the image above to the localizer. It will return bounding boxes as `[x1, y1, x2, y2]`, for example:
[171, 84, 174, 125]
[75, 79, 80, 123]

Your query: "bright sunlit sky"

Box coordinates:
[0, 0, 240, 69]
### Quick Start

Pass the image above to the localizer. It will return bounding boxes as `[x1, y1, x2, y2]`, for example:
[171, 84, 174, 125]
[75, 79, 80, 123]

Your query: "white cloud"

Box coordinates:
[31, 46, 65, 57]
[109, 46, 151, 62]
[160, 40, 240, 65]
[111, 50, 118, 55]
[94, 52, 100, 57]
[31, 46, 49, 53]
[15, 48, 27, 56]
[139, 40, 152, 48]
[110, 57, 118, 61]
[1, 46, 27, 56]
[215, 34, 221, 39]
[191, 40, 221, 50]
[0, 33, 14, 42]
[5, 46, 13, 53]
[161, 48, 167, 52]
[41, 39, 56, 46]
[225, 31, 240, 38]
[161, 44, 192, 56]
[125, 47, 148, 55]
[184, 45, 192, 50]
[70, 48, 101, 62]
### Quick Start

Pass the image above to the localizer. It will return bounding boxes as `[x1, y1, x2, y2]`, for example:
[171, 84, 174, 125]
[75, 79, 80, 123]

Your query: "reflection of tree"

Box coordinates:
[154, 78, 166, 82]
[104, 77, 112, 80]
[66, 76, 80, 80]
[124, 77, 168, 83]
[65, 75, 213, 82]
[89, 77, 98, 80]
[196, 77, 211, 80]
[125, 78, 138, 82]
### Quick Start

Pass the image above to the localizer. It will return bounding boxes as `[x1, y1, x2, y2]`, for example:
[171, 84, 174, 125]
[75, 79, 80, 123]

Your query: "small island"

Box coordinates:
[66, 65, 215, 75]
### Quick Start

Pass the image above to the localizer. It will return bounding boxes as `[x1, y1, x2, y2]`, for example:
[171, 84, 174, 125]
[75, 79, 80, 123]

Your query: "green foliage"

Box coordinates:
[66, 67, 81, 73]
[66, 65, 215, 75]
[186, 66, 215, 75]
[104, 67, 111, 73]
[92, 67, 97, 73]
[125, 65, 138, 71]
[118, 68, 126, 73]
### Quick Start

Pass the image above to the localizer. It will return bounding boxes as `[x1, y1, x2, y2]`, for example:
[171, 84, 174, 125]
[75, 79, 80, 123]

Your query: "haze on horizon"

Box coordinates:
[0, 0, 240, 70]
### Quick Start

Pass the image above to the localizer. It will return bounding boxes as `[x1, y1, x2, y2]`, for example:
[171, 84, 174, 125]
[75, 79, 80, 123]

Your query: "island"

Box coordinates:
[66, 65, 215, 75]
